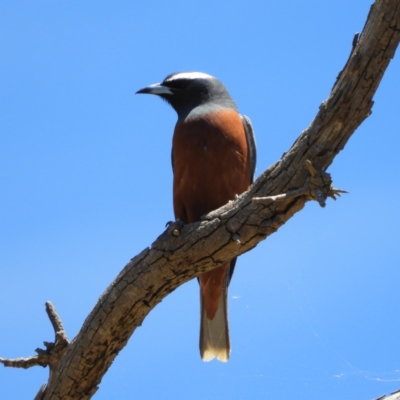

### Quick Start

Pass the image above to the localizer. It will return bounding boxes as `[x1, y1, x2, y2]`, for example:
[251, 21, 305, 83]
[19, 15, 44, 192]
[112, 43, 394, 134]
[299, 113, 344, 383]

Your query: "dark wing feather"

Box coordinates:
[240, 115, 257, 183]
[224, 115, 256, 289]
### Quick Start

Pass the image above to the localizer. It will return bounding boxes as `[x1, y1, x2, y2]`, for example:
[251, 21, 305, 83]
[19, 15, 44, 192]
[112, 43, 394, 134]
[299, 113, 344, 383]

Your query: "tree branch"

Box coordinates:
[252, 160, 348, 207]
[0, 302, 69, 370]
[2, 0, 399, 398]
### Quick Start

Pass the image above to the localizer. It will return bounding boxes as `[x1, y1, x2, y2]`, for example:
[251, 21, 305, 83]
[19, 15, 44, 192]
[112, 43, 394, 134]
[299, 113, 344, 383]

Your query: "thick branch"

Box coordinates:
[4, 1, 399, 399]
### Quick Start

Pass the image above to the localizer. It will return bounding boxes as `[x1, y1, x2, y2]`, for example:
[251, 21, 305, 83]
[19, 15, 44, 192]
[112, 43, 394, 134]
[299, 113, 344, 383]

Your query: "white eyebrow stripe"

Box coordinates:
[165, 72, 213, 81]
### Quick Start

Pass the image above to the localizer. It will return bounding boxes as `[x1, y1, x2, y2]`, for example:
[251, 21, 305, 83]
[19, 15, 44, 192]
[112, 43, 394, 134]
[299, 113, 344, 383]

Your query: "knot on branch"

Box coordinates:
[304, 160, 348, 207]
[0, 301, 69, 370]
[253, 160, 348, 208]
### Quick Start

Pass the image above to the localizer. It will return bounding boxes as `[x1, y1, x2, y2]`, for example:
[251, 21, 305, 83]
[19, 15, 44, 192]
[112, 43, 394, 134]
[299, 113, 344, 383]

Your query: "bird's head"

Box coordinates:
[136, 72, 237, 120]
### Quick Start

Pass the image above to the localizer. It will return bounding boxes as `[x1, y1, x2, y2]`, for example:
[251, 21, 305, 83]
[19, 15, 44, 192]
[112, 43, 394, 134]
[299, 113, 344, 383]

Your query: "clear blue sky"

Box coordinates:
[1, 1, 399, 399]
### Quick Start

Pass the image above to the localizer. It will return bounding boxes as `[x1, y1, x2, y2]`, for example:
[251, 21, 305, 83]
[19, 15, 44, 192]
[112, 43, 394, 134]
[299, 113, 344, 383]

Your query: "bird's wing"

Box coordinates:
[240, 114, 257, 183]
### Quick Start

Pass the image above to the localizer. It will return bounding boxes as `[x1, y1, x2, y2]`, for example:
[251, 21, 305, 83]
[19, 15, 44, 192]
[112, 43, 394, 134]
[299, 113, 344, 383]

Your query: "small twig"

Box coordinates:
[0, 355, 48, 369]
[46, 301, 67, 343]
[0, 302, 69, 370]
[252, 160, 348, 208]
[253, 187, 308, 204]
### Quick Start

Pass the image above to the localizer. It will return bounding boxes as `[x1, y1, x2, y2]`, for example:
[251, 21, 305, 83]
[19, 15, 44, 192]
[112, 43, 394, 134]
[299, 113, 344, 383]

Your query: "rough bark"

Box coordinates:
[1, 0, 399, 399]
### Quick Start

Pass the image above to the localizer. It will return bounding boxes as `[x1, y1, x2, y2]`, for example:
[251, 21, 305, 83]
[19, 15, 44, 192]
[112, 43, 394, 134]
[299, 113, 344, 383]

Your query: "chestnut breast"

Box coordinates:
[172, 109, 251, 223]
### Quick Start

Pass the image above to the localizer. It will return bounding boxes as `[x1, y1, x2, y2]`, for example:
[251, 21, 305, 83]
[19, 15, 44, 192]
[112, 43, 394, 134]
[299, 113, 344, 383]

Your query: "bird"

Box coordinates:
[136, 72, 256, 362]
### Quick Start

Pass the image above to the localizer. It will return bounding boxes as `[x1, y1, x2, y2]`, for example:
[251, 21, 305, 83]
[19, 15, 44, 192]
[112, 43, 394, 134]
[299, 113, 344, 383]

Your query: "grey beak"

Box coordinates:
[136, 83, 173, 96]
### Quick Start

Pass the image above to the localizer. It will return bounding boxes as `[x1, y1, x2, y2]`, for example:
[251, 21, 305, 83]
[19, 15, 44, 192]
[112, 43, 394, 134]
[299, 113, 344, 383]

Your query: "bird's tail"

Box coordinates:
[199, 262, 231, 362]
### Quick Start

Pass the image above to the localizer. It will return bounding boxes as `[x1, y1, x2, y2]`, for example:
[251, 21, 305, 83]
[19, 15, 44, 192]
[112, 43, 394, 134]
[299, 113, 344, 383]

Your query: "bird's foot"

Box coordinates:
[232, 233, 241, 244]
[166, 219, 184, 237]
[228, 194, 240, 204]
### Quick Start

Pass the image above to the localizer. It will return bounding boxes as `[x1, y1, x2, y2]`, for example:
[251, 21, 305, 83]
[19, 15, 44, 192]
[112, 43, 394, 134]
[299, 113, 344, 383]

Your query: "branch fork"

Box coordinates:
[252, 160, 348, 208]
[0, 302, 69, 370]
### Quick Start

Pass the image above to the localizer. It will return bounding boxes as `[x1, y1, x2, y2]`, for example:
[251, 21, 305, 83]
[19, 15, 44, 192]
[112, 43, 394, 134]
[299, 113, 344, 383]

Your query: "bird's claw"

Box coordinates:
[166, 219, 184, 237]
[232, 233, 241, 244]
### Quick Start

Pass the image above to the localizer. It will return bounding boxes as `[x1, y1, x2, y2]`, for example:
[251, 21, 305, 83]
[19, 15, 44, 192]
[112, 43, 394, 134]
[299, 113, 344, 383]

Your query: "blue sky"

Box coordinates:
[1, 1, 399, 399]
